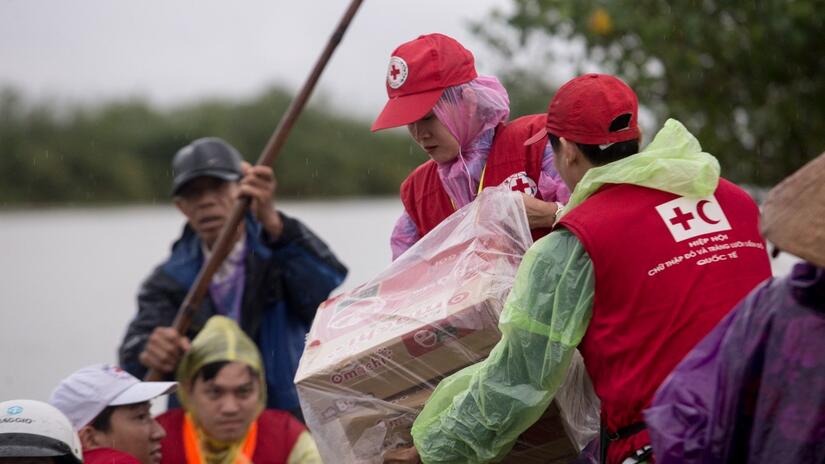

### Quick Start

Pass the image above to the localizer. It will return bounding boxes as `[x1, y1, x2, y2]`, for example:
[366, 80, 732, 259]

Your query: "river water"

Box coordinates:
[0, 199, 401, 401]
[0, 198, 798, 401]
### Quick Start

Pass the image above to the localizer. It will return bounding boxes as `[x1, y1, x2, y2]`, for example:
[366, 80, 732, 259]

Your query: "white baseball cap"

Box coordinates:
[0, 399, 83, 463]
[49, 363, 177, 430]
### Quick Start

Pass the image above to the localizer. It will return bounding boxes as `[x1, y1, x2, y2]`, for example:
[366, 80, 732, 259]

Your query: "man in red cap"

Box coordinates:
[372, 33, 570, 260]
[391, 74, 772, 464]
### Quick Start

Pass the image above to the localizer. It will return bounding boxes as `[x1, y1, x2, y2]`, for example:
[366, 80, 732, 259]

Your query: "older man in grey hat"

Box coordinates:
[118, 137, 347, 417]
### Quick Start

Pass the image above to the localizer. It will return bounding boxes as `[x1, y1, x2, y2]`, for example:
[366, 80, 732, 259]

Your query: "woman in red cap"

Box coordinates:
[372, 33, 570, 259]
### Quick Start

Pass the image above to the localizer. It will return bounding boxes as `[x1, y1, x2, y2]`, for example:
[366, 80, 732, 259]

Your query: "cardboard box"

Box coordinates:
[500, 402, 579, 464]
[295, 243, 517, 405]
[298, 382, 578, 464]
[296, 189, 581, 463]
[297, 385, 430, 462]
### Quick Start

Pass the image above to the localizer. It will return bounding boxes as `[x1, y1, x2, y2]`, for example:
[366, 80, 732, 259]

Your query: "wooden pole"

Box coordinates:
[145, 0, 365, 380]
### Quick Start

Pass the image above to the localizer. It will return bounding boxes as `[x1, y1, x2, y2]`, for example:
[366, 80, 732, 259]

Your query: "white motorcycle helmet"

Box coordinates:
[0, 399, 82, 463]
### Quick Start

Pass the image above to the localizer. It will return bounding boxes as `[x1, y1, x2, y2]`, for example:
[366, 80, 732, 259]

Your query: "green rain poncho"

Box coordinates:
[177, 316, 266, 464]
[411, 119, 720, 463]
[177, 315, 267, 409]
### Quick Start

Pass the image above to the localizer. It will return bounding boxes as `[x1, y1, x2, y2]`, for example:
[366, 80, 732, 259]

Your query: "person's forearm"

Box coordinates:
[261, 208, 284, 240]
[414, 336, 579, 463]
[390, 211, 420, 260]
[413, 231, 595, 463]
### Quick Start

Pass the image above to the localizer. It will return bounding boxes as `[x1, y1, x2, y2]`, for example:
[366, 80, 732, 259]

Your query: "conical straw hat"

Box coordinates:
[761, 151, 825, 268]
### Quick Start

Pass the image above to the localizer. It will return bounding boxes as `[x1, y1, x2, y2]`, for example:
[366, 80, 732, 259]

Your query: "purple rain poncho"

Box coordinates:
[645, 261, 825, 463]
[390, 76, 570, 260]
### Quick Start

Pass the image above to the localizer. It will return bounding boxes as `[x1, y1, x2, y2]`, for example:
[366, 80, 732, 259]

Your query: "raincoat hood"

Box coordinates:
[562, 118, 720, 217]
[432, 75, 510, 208]
[176, 316, 266, 412]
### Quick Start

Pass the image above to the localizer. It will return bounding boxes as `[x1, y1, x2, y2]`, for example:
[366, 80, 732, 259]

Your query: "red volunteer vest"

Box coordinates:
[83, 448, 141, 464]
[558, 179, 771, 463]
[157, 408, 306, 464]
[400, 114, 548, 241]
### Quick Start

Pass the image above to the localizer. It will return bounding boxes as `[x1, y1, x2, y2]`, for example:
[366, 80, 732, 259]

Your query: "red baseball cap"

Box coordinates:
[371, 33, 477, 132]
[524, 73, 640, 146]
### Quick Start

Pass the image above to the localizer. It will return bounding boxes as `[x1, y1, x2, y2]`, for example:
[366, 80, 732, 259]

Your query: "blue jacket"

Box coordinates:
[119, 212, 347, 413]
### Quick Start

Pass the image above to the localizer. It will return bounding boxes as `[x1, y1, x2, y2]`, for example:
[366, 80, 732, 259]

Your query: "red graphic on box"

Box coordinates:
[311, 242, 493, 344]
[401, 293, 477, 357]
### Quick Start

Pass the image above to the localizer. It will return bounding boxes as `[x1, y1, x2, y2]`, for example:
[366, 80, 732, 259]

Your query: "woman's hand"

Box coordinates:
[521, 193, 560, 229]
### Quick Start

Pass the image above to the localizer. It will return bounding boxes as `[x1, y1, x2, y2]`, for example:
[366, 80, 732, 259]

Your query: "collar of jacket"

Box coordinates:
[162, 212, 273, 289]
[560, 118, 721, 219]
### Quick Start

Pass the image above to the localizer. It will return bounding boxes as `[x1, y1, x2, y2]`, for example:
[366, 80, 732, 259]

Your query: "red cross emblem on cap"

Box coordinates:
[503, 172, 538, 197]
[387, 56, 408, 89]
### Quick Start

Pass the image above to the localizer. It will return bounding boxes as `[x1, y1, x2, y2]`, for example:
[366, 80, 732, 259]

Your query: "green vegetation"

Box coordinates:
[4, 2, 822, 206]
[0, 86, 420, 206]
[473, 0, 825, 185]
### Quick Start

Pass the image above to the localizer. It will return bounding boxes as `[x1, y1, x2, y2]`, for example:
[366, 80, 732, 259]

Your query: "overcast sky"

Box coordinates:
[0, 0, 520, 120]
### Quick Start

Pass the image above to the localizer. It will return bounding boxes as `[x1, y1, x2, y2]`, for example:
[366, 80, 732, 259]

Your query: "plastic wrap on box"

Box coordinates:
[299, 355, 596, 463]
[296, 187, 599, 463]
[555, 350, 601, 453]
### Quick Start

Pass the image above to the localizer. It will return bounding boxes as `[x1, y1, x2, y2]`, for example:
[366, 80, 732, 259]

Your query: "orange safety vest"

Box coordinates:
[182, 413, 258, 464]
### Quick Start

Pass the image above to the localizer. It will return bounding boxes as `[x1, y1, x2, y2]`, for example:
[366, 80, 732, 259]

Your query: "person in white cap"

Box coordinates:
[0, 399, 82, 463]
[49, 364, 176, 464]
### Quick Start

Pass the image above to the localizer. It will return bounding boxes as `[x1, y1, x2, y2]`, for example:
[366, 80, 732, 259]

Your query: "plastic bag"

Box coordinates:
[556, 350, 601, 451]
[295, 186, 599, 463]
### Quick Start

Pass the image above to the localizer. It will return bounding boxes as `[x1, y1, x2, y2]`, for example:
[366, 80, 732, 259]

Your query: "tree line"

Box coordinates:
[4, 0, 823, 206]
[0, 86, 420, 206]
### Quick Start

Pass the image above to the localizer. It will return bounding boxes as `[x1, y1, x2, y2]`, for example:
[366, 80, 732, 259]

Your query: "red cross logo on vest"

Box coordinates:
[387, 56, 408, 89]
[655, 194, 732, 242]
[502, 172, 538, 197]
[669, 207, 694, 230]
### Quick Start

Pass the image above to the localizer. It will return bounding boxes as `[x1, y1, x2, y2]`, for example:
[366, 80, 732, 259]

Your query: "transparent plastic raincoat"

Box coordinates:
[411, 119, 721, 463]
[390, 77, 570, 260]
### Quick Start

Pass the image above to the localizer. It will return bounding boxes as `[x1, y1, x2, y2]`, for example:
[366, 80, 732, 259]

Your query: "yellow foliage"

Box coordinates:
[588, 7, 613, 35]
